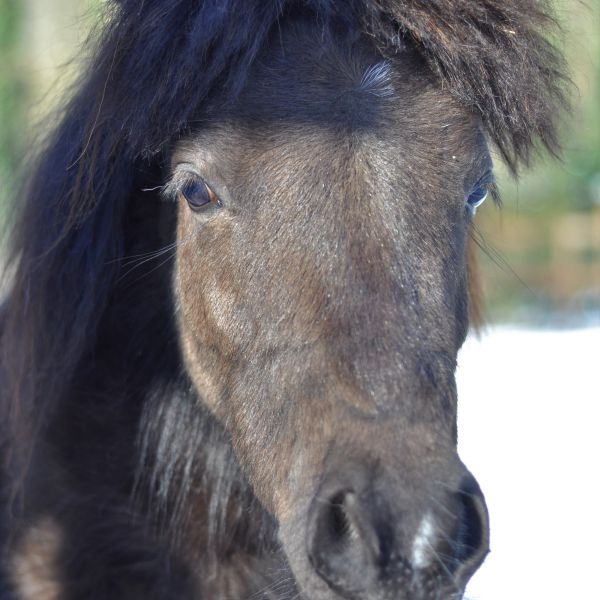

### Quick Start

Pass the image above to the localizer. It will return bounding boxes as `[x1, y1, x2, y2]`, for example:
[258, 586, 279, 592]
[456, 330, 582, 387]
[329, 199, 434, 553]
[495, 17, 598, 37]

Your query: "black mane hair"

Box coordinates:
[1, 0, 568, 546]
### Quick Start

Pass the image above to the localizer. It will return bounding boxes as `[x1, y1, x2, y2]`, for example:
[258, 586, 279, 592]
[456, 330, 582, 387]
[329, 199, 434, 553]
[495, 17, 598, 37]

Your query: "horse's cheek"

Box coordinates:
[174, 231, 216, 411]
[174, 217, 244, 419]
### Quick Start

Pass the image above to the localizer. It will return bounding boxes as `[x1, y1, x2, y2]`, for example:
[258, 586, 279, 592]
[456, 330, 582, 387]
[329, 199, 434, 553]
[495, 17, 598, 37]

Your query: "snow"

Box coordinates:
[457, 326, 600, 600]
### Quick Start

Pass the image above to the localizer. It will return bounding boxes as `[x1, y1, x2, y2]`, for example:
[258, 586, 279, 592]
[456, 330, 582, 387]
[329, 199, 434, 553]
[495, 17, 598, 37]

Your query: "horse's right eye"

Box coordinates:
[179, 177, 220, 211]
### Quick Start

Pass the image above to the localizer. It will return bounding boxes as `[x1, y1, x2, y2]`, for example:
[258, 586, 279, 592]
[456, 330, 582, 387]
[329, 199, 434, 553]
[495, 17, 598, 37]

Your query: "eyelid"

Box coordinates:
[164, 165, 216, 200]
[180, 175, 220, 212]
[162, 168, 200, 203]
[465, 169, 496, 215]
[167, 163, 231, 210]
[468, 169, 496, 198]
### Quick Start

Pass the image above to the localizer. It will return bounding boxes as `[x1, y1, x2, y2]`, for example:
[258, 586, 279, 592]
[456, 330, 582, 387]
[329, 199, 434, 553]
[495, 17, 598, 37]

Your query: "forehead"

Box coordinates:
[180, 20, 485, 179]
[224, 22, 471, 130]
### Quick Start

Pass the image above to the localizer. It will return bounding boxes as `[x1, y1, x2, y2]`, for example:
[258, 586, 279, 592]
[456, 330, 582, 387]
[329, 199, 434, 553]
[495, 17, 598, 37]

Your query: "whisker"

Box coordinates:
[117, 234, 193, 283]
[128, 248, 186, 286]
[423, 539, 459, 594]
[470, 225, 538, 300]
[435, 527, 474, 555]
[117, 248, 177, 283]
[430, 495, 458, 520]
[119, 242, 180, 268]
[141, 184, 168, 192]
[432, 480, 481, 500]
[244, 576, 296, 600]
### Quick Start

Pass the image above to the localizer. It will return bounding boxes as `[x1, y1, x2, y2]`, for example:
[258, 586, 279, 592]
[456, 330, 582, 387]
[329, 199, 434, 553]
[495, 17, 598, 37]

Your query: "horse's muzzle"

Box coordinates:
[305, 458, 489, 599]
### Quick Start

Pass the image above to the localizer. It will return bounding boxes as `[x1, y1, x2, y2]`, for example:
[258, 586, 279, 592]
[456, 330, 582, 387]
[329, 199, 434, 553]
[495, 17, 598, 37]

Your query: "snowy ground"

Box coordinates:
[457, 326, 600, 600]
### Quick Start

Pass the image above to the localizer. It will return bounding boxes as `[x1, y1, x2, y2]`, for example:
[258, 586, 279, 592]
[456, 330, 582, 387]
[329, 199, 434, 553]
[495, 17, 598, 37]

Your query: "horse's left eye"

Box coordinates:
[179, 176, 220, 211]
[466, 185, 488, 214]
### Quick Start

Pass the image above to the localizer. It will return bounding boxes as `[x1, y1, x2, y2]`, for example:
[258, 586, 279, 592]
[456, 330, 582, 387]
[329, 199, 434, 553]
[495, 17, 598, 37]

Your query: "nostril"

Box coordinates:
[450, 475, 489, 569]
[309, 490, 362, 564]
[308, 489, 381, 594]
[320, 491, 355, 551]
[453, 490, 484, 563]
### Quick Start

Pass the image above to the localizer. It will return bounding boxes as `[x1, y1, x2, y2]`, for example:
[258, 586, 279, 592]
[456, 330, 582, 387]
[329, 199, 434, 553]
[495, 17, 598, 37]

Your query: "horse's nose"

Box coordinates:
[307, 464, 489, 597]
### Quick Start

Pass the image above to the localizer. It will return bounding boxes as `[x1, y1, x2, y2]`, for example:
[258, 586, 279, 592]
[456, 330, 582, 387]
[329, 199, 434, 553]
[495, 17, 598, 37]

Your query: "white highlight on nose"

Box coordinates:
[412, 512, 436, 569]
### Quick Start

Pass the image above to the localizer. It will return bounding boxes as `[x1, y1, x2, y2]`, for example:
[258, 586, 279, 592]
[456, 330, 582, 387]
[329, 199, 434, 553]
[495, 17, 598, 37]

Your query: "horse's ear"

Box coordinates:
[367, 0, 570, 171]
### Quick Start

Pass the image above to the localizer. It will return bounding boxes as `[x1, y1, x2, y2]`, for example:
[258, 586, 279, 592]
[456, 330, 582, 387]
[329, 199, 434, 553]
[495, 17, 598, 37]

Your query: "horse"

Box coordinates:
[0, 1, 568, 598]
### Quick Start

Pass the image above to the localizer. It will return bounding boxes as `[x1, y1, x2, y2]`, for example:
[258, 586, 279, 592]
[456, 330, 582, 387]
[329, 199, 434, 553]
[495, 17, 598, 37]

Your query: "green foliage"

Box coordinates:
[476, 1, 600, 322]
[0, 0, 28, 215]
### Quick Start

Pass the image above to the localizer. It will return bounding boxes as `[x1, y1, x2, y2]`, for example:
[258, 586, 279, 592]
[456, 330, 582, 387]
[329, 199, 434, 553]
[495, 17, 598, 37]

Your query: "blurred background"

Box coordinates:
[1, 1, 599, 599]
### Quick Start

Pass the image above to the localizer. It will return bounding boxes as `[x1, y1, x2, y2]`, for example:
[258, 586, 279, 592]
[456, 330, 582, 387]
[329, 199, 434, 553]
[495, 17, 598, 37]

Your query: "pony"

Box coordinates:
[0, 1, 568, 598]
